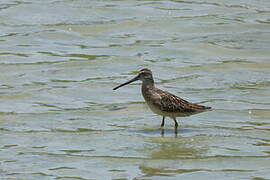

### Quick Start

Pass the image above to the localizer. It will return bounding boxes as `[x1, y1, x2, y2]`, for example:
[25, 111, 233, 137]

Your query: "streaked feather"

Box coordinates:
[143, 87, 210, 114]
[113, 68, 211, 127]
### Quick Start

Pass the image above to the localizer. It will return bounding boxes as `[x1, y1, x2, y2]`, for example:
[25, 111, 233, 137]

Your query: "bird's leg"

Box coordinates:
[161, 116, 165, 127]
[160, 128, 164, 137]
[173, 117, 178, 128]
[173, 117, 178, 135]
[174, 128, 178, 137]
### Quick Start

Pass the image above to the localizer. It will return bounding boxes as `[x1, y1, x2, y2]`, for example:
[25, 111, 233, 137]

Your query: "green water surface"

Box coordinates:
[0, 0, 270, 179]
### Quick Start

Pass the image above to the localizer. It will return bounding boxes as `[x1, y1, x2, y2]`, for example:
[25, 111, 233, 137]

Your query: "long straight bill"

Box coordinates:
[113, 75, 139, 90]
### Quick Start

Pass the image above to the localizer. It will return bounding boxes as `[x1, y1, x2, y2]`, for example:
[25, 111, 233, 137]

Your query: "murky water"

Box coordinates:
[1, 0, 270, 179]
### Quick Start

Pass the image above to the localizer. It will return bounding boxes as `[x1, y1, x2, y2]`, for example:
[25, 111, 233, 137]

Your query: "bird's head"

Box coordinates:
[113, 68, 153, 90]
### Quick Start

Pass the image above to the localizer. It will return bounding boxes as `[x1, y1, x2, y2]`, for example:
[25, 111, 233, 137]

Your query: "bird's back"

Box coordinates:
[142, 87, 211, 115]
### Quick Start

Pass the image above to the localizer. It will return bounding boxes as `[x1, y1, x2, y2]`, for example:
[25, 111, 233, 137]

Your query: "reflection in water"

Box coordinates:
[151, 137, 207, 159]
[139, 166, 208, 178]
[139, 135, 208, 177]
[160, 128, 178, 137]
[1, 0, 270, 179]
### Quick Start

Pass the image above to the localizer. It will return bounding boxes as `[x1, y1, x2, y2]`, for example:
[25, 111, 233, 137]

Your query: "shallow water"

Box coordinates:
[1, 0, 270, 179]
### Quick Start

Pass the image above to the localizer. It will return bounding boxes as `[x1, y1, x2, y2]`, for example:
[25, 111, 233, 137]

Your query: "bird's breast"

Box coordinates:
[141, 87, 165, 116]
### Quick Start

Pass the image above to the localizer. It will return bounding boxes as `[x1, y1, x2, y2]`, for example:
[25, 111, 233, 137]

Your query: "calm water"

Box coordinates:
[1, 0, 270, 179]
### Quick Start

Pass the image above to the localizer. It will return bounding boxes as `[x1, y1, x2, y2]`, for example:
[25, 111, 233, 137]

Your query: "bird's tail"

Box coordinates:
[191, 104, 211, 111]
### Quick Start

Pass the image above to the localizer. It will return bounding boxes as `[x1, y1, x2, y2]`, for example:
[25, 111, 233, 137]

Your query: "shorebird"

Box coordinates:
[113, 68, 211, 129]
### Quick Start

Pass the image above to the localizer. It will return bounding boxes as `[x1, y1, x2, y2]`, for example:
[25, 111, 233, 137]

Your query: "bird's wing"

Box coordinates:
[151, 88, 208, 113]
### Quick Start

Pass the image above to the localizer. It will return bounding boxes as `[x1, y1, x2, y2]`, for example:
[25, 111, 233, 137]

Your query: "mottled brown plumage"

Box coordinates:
[113, 68, 211, 128]
[143, 87, 209, 113]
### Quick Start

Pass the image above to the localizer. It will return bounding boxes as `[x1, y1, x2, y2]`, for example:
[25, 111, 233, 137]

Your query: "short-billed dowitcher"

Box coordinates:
[113, 68, 211, 129]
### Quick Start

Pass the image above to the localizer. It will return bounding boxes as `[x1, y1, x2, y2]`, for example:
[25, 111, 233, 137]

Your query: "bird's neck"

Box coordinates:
[141, 79, 154, 91]
[141, 79, 155, 101]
